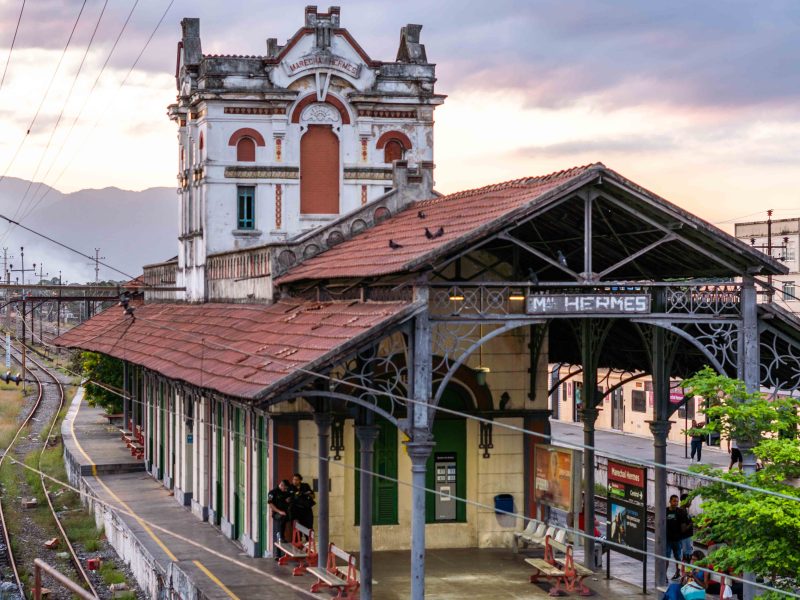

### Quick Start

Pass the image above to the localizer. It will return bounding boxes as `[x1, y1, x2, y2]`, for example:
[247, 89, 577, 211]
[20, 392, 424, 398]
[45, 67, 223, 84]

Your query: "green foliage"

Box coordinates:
[682, 366, 799, 444]
[81, 351, 123, 413]
[99, 561, 126, 585]
[683, 367, 800, 591]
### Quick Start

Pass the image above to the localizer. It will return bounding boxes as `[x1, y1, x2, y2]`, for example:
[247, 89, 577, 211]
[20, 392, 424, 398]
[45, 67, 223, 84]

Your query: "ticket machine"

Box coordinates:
[434, 452, 458, 521]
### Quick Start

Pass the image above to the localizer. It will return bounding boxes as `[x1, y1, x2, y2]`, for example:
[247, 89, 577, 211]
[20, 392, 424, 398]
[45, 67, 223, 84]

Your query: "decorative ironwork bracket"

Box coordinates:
[330, 416, 345, 460]
[479, 420, 493, 459]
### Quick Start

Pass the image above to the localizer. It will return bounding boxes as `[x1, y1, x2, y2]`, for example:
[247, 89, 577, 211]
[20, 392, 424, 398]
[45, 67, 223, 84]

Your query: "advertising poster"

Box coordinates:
[533, 444, 576, 512]
[606, 460, 647, 561]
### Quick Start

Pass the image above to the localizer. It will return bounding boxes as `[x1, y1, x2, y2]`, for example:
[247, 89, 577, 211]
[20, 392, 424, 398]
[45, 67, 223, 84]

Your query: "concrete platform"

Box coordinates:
[63, 390, 649, 599]
[63, 393, 145, 475]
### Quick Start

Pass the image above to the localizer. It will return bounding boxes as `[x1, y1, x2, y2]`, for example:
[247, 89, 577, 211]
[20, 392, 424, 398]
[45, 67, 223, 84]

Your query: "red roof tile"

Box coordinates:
[276, 164, 601, 284]
[54, 300, 416, 400]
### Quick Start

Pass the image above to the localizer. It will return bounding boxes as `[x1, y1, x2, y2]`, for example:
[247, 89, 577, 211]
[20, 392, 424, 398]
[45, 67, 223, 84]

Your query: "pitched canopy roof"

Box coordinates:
[55, 300, 417, 400]
[276, 163, 786, 285]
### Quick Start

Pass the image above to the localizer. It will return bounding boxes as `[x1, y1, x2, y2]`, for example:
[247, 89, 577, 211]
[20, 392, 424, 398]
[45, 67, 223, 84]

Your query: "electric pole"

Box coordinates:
[749, 209, 790, 302]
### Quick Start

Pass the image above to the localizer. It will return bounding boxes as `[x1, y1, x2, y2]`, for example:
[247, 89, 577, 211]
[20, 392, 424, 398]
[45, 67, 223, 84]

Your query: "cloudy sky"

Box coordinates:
[0, 0, 798, 232]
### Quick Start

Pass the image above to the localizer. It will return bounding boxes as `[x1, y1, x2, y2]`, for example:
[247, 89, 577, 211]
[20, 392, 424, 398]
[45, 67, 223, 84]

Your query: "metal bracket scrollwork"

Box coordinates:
[759, 324, 800, 396]
[334, 331, 410, 421]
[479, 420, 493, 459]
[664, 284, 741, 317]
[330, 416, 345, 460]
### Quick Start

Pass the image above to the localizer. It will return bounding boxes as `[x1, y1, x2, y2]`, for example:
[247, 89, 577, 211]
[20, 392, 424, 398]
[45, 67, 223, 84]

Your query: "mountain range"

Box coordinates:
[0, 177, 176, 284]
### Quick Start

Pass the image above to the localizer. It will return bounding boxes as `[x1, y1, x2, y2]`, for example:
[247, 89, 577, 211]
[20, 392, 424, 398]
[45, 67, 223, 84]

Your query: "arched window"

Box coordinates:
[384, 139, 404, 164]
[237, 137, 256, 162]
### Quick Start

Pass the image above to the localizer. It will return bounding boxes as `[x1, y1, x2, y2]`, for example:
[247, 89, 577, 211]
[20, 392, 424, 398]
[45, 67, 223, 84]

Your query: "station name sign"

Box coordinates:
[282, 53, 362, 78]
[526, 293, 651, 315]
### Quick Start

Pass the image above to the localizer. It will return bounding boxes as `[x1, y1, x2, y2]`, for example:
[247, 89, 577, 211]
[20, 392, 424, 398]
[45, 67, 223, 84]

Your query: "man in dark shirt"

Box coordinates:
[288, 472, 316, 531]
[268, 479, 291, 558]
[666, 494, 690, 580]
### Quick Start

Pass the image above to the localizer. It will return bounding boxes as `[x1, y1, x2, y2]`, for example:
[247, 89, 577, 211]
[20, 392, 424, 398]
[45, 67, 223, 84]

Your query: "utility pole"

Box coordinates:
[36, 264, 48, 348]
[9, 246, 37, 345]
[91, 248, 105, 283]
[2, 248, 12, 332]
[749, 209, 790, 302]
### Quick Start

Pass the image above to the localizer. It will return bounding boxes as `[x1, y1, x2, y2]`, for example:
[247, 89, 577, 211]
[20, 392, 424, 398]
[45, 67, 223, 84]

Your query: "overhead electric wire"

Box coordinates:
[7, 423, 798, 598]
[0, 1, 87, 188]
[21, 0, 140, 223]
[0, 0, 27, 93]
[13, 0, 110, 224]
[27, 0, 174, 215]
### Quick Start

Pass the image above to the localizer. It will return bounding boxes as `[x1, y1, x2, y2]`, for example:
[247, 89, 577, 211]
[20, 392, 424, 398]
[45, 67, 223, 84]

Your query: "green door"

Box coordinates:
[158, 385, 165, 480]
[426, 387, 467, 523]
[257, 416, 267, 555]
[234, 408, 245, 540]
[215, 402, 223, 525]
[355, 419, 398, 525]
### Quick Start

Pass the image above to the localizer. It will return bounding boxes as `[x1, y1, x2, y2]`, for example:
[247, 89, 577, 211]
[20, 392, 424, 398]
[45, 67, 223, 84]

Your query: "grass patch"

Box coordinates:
[99, 561, 126, 585]
[0, 386, 24, 448]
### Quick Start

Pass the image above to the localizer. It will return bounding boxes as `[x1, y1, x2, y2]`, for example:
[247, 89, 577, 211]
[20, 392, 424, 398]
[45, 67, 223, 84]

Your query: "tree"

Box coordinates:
[682, 367, 800, 597]
[80, 351, 124, 414]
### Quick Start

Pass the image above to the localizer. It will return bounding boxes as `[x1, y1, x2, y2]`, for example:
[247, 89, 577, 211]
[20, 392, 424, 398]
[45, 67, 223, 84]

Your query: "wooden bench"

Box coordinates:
[526, 556, 567, 596]
[103, 413, 123, 425]
[276, 521, 317, 576]
[308, 543, 359, 600]
[129, 442, 144, 460]
[546, 536, 593, 596]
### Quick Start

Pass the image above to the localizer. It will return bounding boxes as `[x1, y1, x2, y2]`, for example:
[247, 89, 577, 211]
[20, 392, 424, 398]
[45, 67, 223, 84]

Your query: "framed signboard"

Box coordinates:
[607, 460, 647, 560]
[533, 444, 580, 513]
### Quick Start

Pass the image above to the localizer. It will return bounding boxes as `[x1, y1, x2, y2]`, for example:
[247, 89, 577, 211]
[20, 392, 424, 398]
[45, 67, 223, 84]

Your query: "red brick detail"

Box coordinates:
[290, 94, 351, 125]
[361, 138, 368, 162]
[224, 107, 285, 116]
[357, 109, 416, 119]
[275, 137, 282, 162]
[300, 125, 339, 215]
[275, 184, 282, 228]
[237, 138, 256, 162]
[228, 128, 266, 147]
[361, 185, 367, 206]
[376, 130, 412, 150]
[199, 132, 204, 150]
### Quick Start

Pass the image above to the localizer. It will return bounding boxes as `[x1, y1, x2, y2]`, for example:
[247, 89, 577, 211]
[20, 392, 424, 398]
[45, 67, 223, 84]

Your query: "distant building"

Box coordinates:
[168, 6, 444, 302]
[735, 216, 799, 310]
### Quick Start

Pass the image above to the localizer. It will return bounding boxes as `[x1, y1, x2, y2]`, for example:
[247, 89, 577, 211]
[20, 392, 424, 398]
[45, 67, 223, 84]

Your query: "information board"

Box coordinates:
[606, 460, 647, 561]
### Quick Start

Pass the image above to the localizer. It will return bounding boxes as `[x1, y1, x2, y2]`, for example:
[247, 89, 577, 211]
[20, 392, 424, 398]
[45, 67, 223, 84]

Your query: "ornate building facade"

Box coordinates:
[169, 6, 444, 302]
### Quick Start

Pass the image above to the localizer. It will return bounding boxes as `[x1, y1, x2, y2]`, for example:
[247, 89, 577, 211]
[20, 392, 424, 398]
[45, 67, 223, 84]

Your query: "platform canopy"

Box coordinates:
[55, 299, 420, 400]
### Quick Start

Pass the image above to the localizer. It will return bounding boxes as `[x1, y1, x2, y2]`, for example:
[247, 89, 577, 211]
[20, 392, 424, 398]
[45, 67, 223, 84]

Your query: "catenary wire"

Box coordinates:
[0, 1, 88, 194]
[1, 215, 797, 500]
[0, 0, 27, 93]
[26, 0, 175, 216]
[21, 0, 140, 223]
[7, 425, 798, 598]
[30, 303, 800, 506]
[13, 0, 110, 223]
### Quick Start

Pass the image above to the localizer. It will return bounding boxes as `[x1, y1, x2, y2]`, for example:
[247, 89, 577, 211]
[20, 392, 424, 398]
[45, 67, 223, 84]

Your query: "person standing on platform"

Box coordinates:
[666, 494, 689, 580]
[268, 479, 291, 559]
[288, 473, 316, 531]
[679, 493, 695, 564]
[728, 438, 743, 472]
[690, 420, 704, 462]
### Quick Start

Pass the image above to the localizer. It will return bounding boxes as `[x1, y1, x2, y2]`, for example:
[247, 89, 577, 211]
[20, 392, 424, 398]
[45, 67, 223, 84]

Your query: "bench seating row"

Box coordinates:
[276, 520, 360, 600]
[514, 518, 568, 553]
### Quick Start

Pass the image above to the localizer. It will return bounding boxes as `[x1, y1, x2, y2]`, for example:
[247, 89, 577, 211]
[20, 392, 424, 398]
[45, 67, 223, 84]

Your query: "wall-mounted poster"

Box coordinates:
[606, 460, 647, 561]
[533, 444, 579, 512]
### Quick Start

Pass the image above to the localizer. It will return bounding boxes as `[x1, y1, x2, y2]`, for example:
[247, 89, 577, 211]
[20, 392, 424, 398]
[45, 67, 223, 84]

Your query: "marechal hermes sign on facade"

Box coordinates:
[526, 293, 651, 315]
[282, 53, 362, 78]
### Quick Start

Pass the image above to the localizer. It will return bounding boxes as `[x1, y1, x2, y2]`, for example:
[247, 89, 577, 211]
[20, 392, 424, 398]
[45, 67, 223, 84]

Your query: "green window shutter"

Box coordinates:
[355, 419, 398, 526]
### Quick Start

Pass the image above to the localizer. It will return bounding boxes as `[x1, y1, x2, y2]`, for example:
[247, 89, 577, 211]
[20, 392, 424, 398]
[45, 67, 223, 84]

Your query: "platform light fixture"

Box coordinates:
[448, 289, 465, 301]
[508, 289, 526, 301]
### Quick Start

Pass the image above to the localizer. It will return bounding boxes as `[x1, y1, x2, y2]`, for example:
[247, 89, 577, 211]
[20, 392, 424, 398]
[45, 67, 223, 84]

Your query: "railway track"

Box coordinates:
[0, 340, 98, 599]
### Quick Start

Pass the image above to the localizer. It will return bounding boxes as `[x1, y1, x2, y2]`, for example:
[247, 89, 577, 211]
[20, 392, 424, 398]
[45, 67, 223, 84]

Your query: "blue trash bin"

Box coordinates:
[494, 493, 513, 515]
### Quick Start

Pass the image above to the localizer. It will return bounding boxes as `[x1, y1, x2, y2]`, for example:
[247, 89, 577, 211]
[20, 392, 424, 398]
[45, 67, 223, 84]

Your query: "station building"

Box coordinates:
[56, 5, 800, 593]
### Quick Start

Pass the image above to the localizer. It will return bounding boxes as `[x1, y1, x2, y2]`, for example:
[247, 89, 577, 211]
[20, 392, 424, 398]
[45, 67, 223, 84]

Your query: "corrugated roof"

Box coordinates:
[54, 300, 416, 400]
[275, 164, 600, 284]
